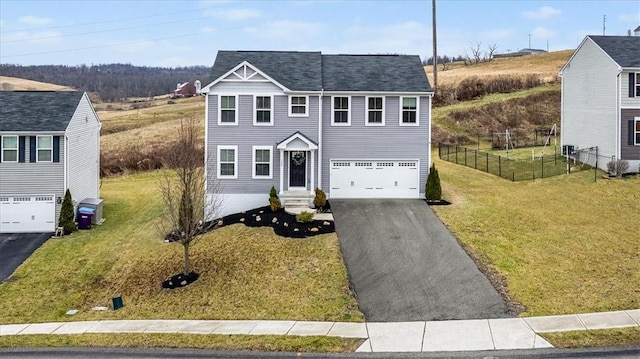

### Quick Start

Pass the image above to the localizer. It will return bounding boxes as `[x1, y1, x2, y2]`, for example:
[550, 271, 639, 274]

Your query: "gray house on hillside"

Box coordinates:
[560, 35, 640, 173]
[0, 91, 101, 233]
[202, 51, 433, 217]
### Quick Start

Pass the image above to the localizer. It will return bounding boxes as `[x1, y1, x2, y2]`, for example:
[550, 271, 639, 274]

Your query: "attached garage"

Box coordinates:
[330, 160, 420, 199]
[0, 196, 55, 233]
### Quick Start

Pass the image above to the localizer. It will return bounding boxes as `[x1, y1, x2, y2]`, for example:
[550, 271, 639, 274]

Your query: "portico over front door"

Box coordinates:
[289, 151, 306, 188]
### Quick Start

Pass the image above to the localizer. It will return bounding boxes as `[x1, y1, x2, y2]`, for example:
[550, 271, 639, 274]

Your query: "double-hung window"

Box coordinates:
[255, 96, 272, 125]
[1, 136, 18, 162]
[37, 135, 52, 162]
[366, 96, 384, 126]
[289, 96, 308, 116]
[219, 95, 237, 124]
[217, 145, 238, 179]
[400, 96, 418, 125]
[635, 118, 640, 145]
[636, 73, 640, 97]
[252, 146, 272, 179]
[332, 96, 350, 125]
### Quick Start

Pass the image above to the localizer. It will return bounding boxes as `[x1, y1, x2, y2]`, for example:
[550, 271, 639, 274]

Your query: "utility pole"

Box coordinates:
[602, 15, 606, 35]
[432, 0, 438, 91]
[528, 33, 531, 49]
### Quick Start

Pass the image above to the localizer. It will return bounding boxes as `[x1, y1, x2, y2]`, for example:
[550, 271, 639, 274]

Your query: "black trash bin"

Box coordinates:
[77, 207, 95, 230]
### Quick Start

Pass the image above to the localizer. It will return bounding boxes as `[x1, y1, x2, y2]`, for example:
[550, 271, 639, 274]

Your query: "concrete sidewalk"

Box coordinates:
[1, 309, 638, 353]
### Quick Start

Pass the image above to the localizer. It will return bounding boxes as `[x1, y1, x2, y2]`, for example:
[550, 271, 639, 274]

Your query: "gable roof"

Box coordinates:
[588, 35, 640, 68]
[0, 91, 84, 132]
[208, 51, 432, 93]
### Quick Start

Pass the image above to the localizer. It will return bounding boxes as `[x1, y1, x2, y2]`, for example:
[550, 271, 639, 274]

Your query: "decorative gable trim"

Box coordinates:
[201, 61, 290, 93]
[276, 131, 318, 151]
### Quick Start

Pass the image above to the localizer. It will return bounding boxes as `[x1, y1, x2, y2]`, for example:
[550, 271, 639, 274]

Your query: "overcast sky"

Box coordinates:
[1, 0, 639, 67]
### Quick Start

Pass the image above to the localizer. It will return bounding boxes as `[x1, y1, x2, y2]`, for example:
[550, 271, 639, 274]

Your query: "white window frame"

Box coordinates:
[36, 135, 53, 163]
[218, 95, 238, 125]
[331, 96, 351, 126]
[217, 145, 238, 179]
[636, 73, 640, 97]
[366, 96, 385, 126]
[635, 117, 640, 145]
[252, 145, 273, 179]
[399, 96, 420, 126]
[1, 135, 18, 163]
[288, 95, 309, 117]
[253, 95, 274, 126]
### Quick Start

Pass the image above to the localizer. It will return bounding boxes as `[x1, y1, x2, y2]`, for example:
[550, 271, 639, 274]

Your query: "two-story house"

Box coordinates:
[202, 51, 433, 217]
[0, 91, 101, 233]
[560, 35, 640, 173]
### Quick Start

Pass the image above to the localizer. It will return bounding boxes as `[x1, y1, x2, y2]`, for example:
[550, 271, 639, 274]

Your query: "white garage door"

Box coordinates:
[0, 196, 56, 233]
[330, 160, 420, 198]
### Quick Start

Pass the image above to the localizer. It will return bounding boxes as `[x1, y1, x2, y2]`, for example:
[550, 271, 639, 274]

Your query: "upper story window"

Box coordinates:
[37, 135, 52, 162]
[1, 136, 18, 162]
[366, 96, 384, 126]
[400, 96, 419, 126]
[636, 73, 640, 97]
[254, 96, 273, 125]
[289, 96, 308, 117]
[252, 146, 273, 179]
[219, 95, 237, 124]
[332, 96, 350, 125]
[635, 118, 640, 145]
[217, 145, 238, 179]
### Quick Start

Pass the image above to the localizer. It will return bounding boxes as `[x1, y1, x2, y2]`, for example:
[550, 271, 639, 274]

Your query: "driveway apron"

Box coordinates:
[0, 233, 51, 282]
[332, 199, 510, 322]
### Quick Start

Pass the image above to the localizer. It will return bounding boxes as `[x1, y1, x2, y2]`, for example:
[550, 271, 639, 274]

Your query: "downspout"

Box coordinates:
[616, 68, 621, 161]
[318, 88, 324, 192]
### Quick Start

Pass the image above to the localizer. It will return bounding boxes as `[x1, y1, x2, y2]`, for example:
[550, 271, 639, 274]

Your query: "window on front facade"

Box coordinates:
[290, 96, 307, 116]
[401, 97, 418, 124]
[367, 97, 384, 124]
[255, 96, 272, 124]
[1, 136, 18, 162]
[218, 146, 237, 178]
[636, 73, 640, 97]
[333, 96, 349, 124]
[253, 146, 272, 178]
[37, 136, 52, 162]
[635, 118, 640, 145]
[220, 96, 236, 123]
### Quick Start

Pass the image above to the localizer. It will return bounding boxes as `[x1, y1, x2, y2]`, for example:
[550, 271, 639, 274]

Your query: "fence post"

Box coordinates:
[455, 146, 459, 164]
[475, 150, 478, 169]
[541, 156, 544, 178]
[499, 156, 502, 177]
[438, 143, 441, 159]
[486, 153, 489, 172]
[464, 147, 467, 166]
[594, 146, 598, 182]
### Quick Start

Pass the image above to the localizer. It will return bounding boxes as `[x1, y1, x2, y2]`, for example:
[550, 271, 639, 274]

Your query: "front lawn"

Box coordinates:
[432, 157, 640, 316]
[0, 171, 363, 324]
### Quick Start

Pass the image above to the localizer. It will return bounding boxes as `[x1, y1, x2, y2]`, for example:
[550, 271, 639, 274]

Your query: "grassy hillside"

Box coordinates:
[0, 76, 74, 91]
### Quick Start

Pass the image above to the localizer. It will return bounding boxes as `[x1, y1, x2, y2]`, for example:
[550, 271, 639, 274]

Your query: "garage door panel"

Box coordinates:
[330, 160, 419, 199]
[0, 196, 55, 233]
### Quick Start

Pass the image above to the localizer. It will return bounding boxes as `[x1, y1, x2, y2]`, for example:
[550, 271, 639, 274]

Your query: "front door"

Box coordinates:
[289, 151, 306, 188]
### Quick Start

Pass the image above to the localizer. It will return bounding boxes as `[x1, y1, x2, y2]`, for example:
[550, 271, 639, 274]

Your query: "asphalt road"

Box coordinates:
[332, 199, 510, 322]
[0, 232, 51, 282]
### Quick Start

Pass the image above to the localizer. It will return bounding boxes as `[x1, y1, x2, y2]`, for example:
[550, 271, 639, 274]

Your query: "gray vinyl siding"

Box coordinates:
[321, 95, 431, 192]
[621, 71, 640, 108]
[207, 93, 320, 194]
[621, 109, 640, 160]
[66, 94, 101, 203]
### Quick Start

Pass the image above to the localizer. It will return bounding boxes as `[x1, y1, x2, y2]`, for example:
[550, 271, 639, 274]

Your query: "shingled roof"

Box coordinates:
[210, 51, 432, 92]
[0, 91, 84, 132]
[589, 35, 640, 68]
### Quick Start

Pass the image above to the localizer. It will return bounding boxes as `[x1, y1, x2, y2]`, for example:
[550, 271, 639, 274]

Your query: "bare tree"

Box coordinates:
[487, 43, 499, 62]
[159, 117, 219, 276]
[466, 41, 483, 65]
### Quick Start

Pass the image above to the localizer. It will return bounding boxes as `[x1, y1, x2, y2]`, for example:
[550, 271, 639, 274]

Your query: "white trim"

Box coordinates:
[1, 135, 18, 162]
[217, 145, 238, 179]
[288, 95, 309, 117]
[399, 96, 420, 127]
[252, 145, 273, 179]
[204, 94, 210, 195]
[331, 95, 351, 126]
[36, 135, 53, 163]
[253, 95, 274, 126]
[201, 61, 290, 93]
[365, 95, 385, 126]
[218, 95, 238, 126]
[276, 132, 318, 150]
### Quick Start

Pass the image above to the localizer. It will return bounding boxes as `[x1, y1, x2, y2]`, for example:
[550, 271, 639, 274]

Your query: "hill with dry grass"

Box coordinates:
[0, 76, 74, 91]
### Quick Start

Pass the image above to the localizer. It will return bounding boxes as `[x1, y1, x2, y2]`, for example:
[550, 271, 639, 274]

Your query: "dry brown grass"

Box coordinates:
[541, 327, 640, 348]
[0, 76, 74, 91]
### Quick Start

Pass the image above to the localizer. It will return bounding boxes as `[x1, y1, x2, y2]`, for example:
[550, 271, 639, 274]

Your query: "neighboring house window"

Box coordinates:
[254, 96, 273, 125]
[37, 135, 53, 162]
[635, 118, 640, 145]
[1, 136, 18, 162]
[400, 96, 419, 126]
[252, 146, 272, 179]
[289, 96, 308, 116]
[217, 145, 238, 179]
[332, 96, 350, 125]
[219, 95, 237, 124]
[366, 96, 384, 126]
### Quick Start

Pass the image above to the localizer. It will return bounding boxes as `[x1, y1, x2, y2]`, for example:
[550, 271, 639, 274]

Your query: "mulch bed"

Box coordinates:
[425, 199, 452, 206]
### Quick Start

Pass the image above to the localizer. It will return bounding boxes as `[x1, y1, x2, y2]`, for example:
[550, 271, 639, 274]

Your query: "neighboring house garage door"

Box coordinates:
[0, 196, 55, 233]
[330, 160, 419, 198]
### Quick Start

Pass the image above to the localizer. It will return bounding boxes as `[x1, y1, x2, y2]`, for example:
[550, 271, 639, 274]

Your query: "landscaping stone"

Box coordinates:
[162, 272, 199, 289]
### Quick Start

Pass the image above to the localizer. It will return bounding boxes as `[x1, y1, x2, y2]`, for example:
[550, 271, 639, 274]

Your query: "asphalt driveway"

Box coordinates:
[332, 199, 510, 322]
[0, 233, 51, 282]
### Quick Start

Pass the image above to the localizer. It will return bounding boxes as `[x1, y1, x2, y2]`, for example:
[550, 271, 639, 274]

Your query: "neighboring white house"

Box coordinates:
[0, 91, 101, 233]
[560, 35, 640, 173]
[201, 51, 433, 217]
